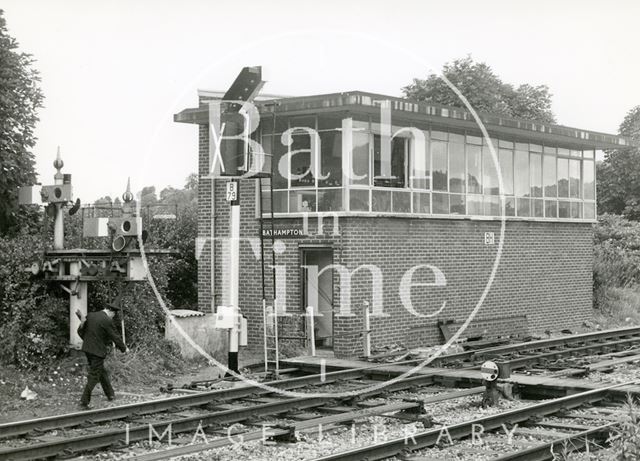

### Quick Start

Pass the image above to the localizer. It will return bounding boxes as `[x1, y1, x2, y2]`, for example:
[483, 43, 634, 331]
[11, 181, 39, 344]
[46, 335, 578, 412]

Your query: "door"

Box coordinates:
[302, 248, 334, 348]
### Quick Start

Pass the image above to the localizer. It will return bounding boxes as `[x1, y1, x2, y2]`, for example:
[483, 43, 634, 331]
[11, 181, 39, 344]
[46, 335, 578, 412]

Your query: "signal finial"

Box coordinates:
[122, 177, 134, 203]
[53, 146, 64, 172]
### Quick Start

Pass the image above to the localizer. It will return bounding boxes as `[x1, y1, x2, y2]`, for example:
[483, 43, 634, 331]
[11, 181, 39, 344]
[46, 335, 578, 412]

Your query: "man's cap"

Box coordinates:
[106, 302, 122, 311]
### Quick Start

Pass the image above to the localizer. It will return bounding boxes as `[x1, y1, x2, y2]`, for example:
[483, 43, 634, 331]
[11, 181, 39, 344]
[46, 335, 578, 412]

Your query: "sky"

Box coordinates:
[2, 0, 639, 202]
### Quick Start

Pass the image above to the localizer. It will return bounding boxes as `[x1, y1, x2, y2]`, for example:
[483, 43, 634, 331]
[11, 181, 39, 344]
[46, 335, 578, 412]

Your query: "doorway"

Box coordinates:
[302, 248, 334, 349]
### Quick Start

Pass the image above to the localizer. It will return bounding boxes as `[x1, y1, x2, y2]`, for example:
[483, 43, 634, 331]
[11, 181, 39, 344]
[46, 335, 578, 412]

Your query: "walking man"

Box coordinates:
[77, 303, 128, 409]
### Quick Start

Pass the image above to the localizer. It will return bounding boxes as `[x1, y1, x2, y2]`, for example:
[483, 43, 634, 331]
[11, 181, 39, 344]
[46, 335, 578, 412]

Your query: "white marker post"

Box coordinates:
[227, 180, 240, 375]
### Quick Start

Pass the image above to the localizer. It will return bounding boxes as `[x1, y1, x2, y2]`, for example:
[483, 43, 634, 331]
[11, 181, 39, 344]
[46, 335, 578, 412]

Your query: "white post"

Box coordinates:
[363, 302, 371, 358]
[68, 262, 87, 349]
[306, 305, 316, 357]
[53, 205, 64, 250]
[227, 180, 240, 374]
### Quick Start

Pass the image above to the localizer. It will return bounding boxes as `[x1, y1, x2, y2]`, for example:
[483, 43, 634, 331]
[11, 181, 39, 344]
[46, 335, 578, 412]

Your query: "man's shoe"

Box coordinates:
[107, 395, 116, 402]
[78, 403, 93, 410]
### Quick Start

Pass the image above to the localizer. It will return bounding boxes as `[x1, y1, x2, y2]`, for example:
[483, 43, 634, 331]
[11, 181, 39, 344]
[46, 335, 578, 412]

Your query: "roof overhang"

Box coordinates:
[176, 90, 634, 150]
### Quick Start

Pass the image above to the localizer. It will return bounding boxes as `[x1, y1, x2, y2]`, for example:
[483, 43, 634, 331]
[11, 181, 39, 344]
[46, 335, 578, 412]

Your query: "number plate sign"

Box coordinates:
[226, 181, 239, 204]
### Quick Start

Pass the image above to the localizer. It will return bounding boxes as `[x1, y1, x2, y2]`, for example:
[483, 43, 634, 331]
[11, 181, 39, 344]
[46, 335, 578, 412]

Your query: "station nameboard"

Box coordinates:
[262, 226, 307, 239]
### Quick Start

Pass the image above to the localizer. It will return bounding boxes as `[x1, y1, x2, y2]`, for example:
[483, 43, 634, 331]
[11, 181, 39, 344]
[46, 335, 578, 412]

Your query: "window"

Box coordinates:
[583, 160, 595, 200]
[350, 132, 370, 186]
[411, 132, 430, 189]
[569, 159, 580, 199]
[319, 131, 342, 187]
[431, 141, 448, 191]
[449, 141, 465, 193]
[483, 146, 500, 195]
[543, 155, 557, 197]
[499, 149, 514, 195]
[530, 153, 542, 197]
[290, 134, 313, 188]
[467, 144, 482, 194]
[557, 158, 569, 198]
[262, 123, 597, 221]
[374, 136, 406, 187]
[514, 150, 529, 197]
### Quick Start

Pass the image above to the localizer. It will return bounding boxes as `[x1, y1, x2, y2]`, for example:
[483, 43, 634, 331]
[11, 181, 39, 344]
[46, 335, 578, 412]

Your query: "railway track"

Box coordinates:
[309, 382, 632, 461]
[2, 326, 640, 460]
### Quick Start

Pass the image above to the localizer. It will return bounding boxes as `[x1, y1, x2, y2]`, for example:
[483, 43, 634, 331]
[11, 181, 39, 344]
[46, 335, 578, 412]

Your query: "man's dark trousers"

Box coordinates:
[81, 352, 115, 405]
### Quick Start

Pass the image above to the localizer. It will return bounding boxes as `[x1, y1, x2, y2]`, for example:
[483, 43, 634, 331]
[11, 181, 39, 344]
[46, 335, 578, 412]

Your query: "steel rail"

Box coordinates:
[131, 400, 422, 461]
[309, 381, 634, 461]
[496, 336, 640, 377]
[0, 368, 368, 439]
[430, 325, 640, 366]
[0, 375, 436, 461]
[492, 423, 616, 461]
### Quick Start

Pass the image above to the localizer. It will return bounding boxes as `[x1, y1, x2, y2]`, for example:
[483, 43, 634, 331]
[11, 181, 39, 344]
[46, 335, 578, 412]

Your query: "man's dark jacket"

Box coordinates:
[77, 311, 126, 358]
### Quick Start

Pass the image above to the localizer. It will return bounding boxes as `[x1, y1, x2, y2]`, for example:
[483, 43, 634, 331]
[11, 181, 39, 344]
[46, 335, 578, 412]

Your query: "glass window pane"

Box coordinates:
[466, 144, 482, 194]
[432, 141, 448, 191]
[570, 149, 581, 158]
[372, 189, 391, 212]
[290, 134, 313, 187]
[449, 142, 465, 193]
[317, 189, 343, 212]
[392, 191, 411, 213]
[530, 153, 542, 197]
[349, 189, 369, 212]
[273, 190, 288, 213]
[450, 194, 465, 214]
[483, 146, 499, 195]
[351, 132, 370, 186]
[289, 190, 316, 212]
[558, 201, 570, 218]
[466, 135, 482, 145]
[583, 160, 595, 200]
[570, 201, 582, 219]
[433, 193, 449, 214]
[319, 131, 342, 187]
[532, 199, 544, 217]
[569, 159, 580, 199]
[467, 195, 483, 215]
[543, 155, 557, 197]
[267, 135, 289, 189]
[505, 197, 516, 216]
[484, 196, 500, 216]
[413, 192, 430, 214]
[514, 150, 530, 197]
[374, 136, 406, 187]
[432, 130, 448, 141]
[545, 200, 557, 218]
[557, 147, 570, 157]
[584, 202, 596, 219]
[530, 144, 542, 153]
[411, 133, 430, 189]
[557, 158, 569, 198]
[499, 149, 513, 195]
[517, 198, 530, 217]
[583, 150, 594, 159]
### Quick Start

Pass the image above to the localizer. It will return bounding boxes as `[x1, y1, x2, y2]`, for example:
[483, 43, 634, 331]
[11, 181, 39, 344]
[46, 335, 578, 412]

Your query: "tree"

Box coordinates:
[403, 56, 556, 124]
[0, 10, 44, 235]
[597, 106, 640, 219]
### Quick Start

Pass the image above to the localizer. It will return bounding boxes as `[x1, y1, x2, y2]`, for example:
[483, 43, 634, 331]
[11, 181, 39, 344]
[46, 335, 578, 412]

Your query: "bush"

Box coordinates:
[594, 214, 640, 291]
[611, 395, 640, 460]
[0, 232, 70, 369]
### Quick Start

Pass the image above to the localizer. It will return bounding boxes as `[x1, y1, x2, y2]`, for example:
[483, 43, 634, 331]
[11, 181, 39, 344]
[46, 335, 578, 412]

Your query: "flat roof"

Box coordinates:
[176, 90, 634, 150]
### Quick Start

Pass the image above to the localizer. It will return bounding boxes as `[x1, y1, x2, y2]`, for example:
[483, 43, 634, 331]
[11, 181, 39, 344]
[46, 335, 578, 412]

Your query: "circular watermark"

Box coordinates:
[135, 29, 507, 399]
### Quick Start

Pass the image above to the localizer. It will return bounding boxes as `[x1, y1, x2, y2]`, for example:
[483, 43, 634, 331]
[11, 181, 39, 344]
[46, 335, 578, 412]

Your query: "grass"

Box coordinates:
[593, 286, 640, 330]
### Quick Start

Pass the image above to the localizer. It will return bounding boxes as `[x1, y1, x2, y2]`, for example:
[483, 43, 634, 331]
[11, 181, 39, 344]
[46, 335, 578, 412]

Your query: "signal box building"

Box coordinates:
[177, 89, 631, 358]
